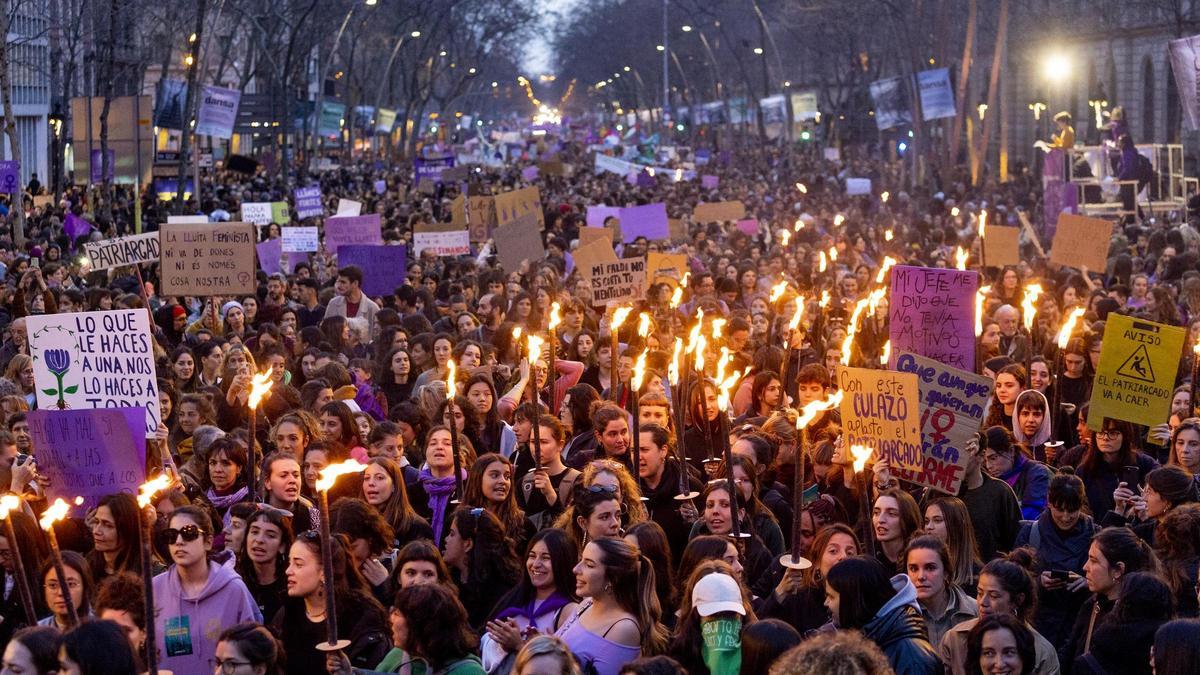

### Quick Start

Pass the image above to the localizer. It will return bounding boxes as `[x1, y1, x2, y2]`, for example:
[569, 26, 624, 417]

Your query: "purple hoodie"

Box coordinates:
[153, 561, 262, 674]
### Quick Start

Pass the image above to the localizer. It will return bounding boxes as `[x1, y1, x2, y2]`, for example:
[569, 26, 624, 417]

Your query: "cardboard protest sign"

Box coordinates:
[241, 202, 274, 225]
[27, 408, 147, 509]
[494, 186, 544, 227]
[270, 202, 290, 225]
[166, 215, 208, 224]
[539, 159, 566, 176]
[647, 252, 689, 286]
[736, 219, 760, 236]
[440, 165, 471, 183]
[336, 198, 362, 217]
[26, 310, 160, 435]
[159, 222, 256, 295]
[588, 257, 647, 306]
[889, 265, 978, 371]
[413, 222, 471, 257]
[579, 226, 614, 247]
[1087, 314, 1186, 429]
[985, 226, 1021, 268]
[837, 366, 923, 472]
[294, 185, 323, 219]
[492, 213, 544, 272]
[451, 195, 496, 242]
[83, 232, 160, 270]
[324, 213, 383, 253]
[693, 201, 745, 224]
[573, 239, 619, 280]
[33, 195, 54, 209]
[668, 218, 687, 241]
[845, 178, 872, 195]
[1050, 213, 1115, 272]
[282, 226, 319, 253]
[619, 203, 669, 241]
[893, 353, 992, 493]
[336, 245, 408, 298]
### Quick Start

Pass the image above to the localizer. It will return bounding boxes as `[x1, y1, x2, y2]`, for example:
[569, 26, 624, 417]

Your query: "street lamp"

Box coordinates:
[681, 24, 692, 32]
[1042, 53, 1070, 82]
[1029, 101, 1047, 121]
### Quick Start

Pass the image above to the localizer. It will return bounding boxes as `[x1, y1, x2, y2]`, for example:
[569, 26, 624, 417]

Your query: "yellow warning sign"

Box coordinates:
[1088, 314, 1185, 429]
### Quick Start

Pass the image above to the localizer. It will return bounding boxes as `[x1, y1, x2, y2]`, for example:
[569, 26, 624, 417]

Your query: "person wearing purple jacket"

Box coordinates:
[153, 505, 261, 674]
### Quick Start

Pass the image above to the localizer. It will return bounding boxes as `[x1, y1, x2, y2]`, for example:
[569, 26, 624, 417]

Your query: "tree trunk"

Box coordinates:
[0, 0, 27, 248]
[972, 0, 1007, 186]
[174, 0, 208, 215]
[98, 0, 118, 225]
[948, 0, 977, 167]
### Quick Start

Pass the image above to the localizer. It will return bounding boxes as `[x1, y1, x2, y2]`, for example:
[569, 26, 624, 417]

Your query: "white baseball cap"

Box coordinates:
[691, 573, 746, 617]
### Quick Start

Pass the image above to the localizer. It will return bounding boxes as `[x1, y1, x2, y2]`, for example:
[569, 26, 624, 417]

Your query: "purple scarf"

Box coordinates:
[205, 485, 249, 528]
[495, 592, 573, 629]
[419, 469, 458, 546]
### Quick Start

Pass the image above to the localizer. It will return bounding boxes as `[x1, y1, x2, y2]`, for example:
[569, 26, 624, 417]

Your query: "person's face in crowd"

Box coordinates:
[285, 541, 322, 598]
[1084, 541, 1123, 597]
[1132, 275, 1148, 299]
[442, 518, 471, 570]
[994, 373, 1020, 409]
[3, 637, 42, 675]
[638, 431, 668, 481]
[299, 354, 317, 380]
[978, 626, 1023, 675]
[425, 429, 456, 474]
[841, 277, 858, 299]
[441, 403, 465, 433]
[595, 344, 611, 370]
[334, 275, 357, 297]
[265, 458, 302, 506]
[10, 420, 28, 452]
[424, 277, 439, 294]
[1049, 500, 1082, 531]
[355, 415, 372, 442]
[697, 275, 716, 297]
[98, 605, 145, 660]
[1088, 341, 1102, 370]
[976, 572, 1016, 618]
[302, 449, 328, 490]
[564, 306, 583, 331]
[760, 378, 783, 409]
[1030, 361, 1050, 392]
[487, 280, 504, 296]
[597, 418, 629, 457]
[394, 420, 416, 449]
[514, 297, 532, 319]
[202, 347, 223, 375]
[872, 495, 903, 544]
[213, 639, 262, 675]
[460, 344, 481, 369]
[573, 541, 611, 599]
[172, 352, 195, 382]
[433, 338, 452, 367]
[751, 313, 769, 337]
[1172, 389, 1192, 420]
[398, 560, 438, 588]
[730, 462, 759, 503]
[1094, 423, 1123, 457]
[1017, 403, 1045, 439]
[91, 504, 120, 555]
[824, 348, 841, 376]
[818, 532, 857, 581]
[704, 487, 737, 536]
[273, 421, 306, 459]
[177, 401, 202, 435]
[99, 294, 113, 310]
[242, 298, 258, 321]
[1174, 427, 1200, 472]
[359, 462, 395, 509]
[466, 381, 494, 417]
[1142, 483, 1171, 519]
[526, 539, 557, 593]
[456, 313, 477, 337]
[225, 515, 248, 555]
[823, 581, 842, 627]
[267, 277, 286, 302]
[1062, 286, 1078, 308]
[42, 562, 83, 622]
[984, 448, 1015, 478]
[167, 512, 211, 570]
[907, 547, 947, 603]
[208, 449, 239, 492]
[981, 322, 1001, 350]
[368, 432, 401, 463]
[320, 412, 345, 442]
[481, 460, 511, 504]
[225, 307, 245, 330]
[700, 384, 719, 422]
[279, 311, 297, 336]
[639, 404, 668, 428]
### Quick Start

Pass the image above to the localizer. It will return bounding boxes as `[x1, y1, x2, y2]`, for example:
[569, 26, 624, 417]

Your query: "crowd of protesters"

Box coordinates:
[0, 122, 1195, 675]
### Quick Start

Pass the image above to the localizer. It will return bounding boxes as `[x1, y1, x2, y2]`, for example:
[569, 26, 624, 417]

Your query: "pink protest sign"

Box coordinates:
[325, 213, 383, 253]
[888, 265, 979, 371]
[736, 219, 759, 236]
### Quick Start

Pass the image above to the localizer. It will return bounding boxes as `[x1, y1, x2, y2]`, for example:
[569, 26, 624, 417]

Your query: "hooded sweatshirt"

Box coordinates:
[153, 561, 262, 674]
[861, 575, 940, 675]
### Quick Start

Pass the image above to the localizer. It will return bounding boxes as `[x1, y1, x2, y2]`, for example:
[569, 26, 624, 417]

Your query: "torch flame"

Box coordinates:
[794, 218, 805, 232]
[951, 206, 961, 217]
[714, 347, 731, 386]
[137, 474, 172, 509]
[850, 445, 873, 473]
[548, 302, 562, 331]
[978, 210, 987, 238]
[637, 312, 652, 338]
[512, 326, 523, 342]
[819, 251, 828, 273]
[1193, 338, 1200, 358]
[694, 334, 707, 372]
[841, 298, 871, 365]
[880, 340, 891, 365]
[715, 368, 749, 413]
[866, 288, 886, 317]
[828, 246, 838, 262]
[248, 367, 275, 410]
[446, 359, 458, 398]
[611, 306, 633, 331]
[975, 285, 992, 337]
[670, 285, 683, 309]
[833, 214, 845, 227]
[39, 498, 71, 530]
[316, 459, 367, 493]
[527, 334, 544, 365]
[631, 349, 648, 391]
[680, 272, 691, 289]
[685, 313, 703, 354]
[787, 299, 805, 332]
[875, 256, 897, 284]
[881, 191, 890, 202]
[711, 318, 727, 340]
[796, 182, 807, 194]
[769, 281, 788, 304]
[884, 229, 894, 241]
[1021, 284, 1044, 333]
[779, 230, 791, 247]
[0, 494, 18, 519]
[1057, 307, 1086, 350]
[669, 338, 683, 385]
[955, 247, 969, 271]
[796, 391, 844, 430]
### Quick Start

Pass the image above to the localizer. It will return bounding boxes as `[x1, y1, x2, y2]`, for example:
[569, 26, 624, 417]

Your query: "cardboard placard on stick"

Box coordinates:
[579, 226, 614, 248]
[492, 213, 544, 272]
[413, 222, 471, 257]
[83, 232, 160, 270]
[984, 226, 1021, 268]
[159, 222, 256, 295]
[494, 186, 544, 227]
[1087, 314, 1186, 429]
[837, 365, 923, 472]
[888, 265, 978, 371]
[325, 214, 384, 253]
[27, 408, 147, 510]
[451, 195, 496, 242]
[693, 201, 745, 224]
[1049, 213, 1114, 272]
[588, 257, 647, 306]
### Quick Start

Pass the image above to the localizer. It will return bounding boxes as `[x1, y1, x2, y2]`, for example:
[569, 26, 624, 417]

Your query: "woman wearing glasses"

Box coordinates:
[212, 622, 281, 674]
[153, 505, 260, 675]
[37, 551, 93, 630]
[1075, 418, 1159, 517]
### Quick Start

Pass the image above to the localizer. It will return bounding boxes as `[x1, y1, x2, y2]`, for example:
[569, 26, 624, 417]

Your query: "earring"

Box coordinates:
[604, 583, 612, 592]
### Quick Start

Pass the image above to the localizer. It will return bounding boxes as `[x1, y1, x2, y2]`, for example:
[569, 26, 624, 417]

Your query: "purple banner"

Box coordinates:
[0, 160, 18, 194]
[293, 185, 323, 220]
[701, 175, 719, 190]
[27, 408, 146, 510]
[619, 202, 669, 240]
[1042, 152, 1077, 239]
[90, 150, 114, 184]
[325, 213, 383, 253]
[336, 245, 408, 298]
[414, 156, 455, 184]
[888, 265, 979, 371]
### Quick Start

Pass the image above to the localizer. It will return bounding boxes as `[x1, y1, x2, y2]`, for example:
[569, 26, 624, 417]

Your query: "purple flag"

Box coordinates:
[64, 212, 92, 246]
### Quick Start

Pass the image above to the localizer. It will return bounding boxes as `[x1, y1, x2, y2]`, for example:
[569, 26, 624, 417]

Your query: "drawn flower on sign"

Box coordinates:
[42, 348, 76, 409]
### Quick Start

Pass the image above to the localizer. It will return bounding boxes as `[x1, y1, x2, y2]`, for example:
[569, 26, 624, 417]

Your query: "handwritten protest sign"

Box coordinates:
[494, 186, 544, 227]
[160, 222, 256, 295]
[889, 265, 978, 371]
[985, 226, 1021, 267]
[693, 201, 745, 223]
[572, 240, 618, 284]
[669, 218, 687, 241]
[894, 353, 992, 493]
[619, 203, 669, 240]
[282, 226, 319, 253]
[240, 202, 274, 225]
[450, 195, 495, 242]
[588, 257, 647, 306]
[83, 232, 160, 270]
[336, 245, 408, 298]
[1088, 314, 1185, 429]
[647, 252, 689, 286]
[837, 366, 922, 472]
[1050, 213, 1115, 272]
[27, 408, 147, 509]
[26, 310, 160, 435]
[294, 186, 323, 219]
[493, 213, 544, 272]
[579, 226, 615, 247]
[325, 213, 383, 253]
[413, 223, 471, 257]
[336, 198, 362, 217]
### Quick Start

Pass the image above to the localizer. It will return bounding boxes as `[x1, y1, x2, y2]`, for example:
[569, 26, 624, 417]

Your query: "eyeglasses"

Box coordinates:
[1096, 430, 1123, 439]
[44, 579, 81, 592]
[162, 525, 206, 544]
[209, 657, 253, 673]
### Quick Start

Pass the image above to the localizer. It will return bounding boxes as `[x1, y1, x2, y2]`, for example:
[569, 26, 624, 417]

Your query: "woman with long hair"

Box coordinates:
[964, 614, 1037, 675]
[982, 365, 1026, 432]
[725, 454, 784, 557]
[330, 497, 398, 606]
[1168, 418, 1200, 478]
[2, 626, 60, 675]
[559, 384, 600, 468]
[217, 345, 258, 430]
[418, 425, 476, 546]
[199, 437, 251, 528]
[168, 392, 216, 461]
[623, 522, 675, 627]
[872, 488, 922, 571]
[1110, 464, 1198, 543]
[463, 374, 517, 459]
[986, 424, 1053, 519]
[668, 561, 755, 674]
[442, 506, 522, 631]
[376, 346, 414, 406]
[924, 496, 983, 594]
[482, 529, 581, 671]
[360, 457, 433, 546]
[1155, 503, 1200, 616]
[319, 401, 367, 459]
[37, 551, 93, 630]
[759, 523, 859, 635]
[58, 619, 139, 675]
[555, 537, 667, 674]
[579, 459, 647, 529]
[682, 380, 721, 478]
[85, 492, 145, 586]
[463, 453, 533, 552]
[1076, 417, 1159, 517]
[690, 480, 774, 597]
[235, 505, 294, 624]
[905, 535, 979, 649]
[167, 346, 198, 393]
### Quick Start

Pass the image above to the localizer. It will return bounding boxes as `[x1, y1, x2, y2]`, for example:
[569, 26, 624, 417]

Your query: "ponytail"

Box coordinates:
[589, 538, 668, 655]
[636, 553, 669, 655]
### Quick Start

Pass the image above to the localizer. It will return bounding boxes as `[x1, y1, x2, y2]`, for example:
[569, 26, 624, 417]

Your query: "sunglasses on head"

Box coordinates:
[584, 484, 617, 495]
[163, 525, 206, 544]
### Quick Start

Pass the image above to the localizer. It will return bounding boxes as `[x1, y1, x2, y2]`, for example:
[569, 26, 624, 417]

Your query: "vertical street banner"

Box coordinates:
[26, 310, 160, 436]
[869, 76, 912, 130]
[153, 79, 188, 129]
[790, 91, 819, 122]
[894, 353, 993, 494]
[1088, 314, 1186, 429]
[318, 101, 346, 137]
[889, 265, 978, 372]
[837, 366, 923, 472]
[376, 108, 397, 134]
[195, 85, 241, 138]
[917, 68, 956, 121]
[1169, 35, 1200, 132]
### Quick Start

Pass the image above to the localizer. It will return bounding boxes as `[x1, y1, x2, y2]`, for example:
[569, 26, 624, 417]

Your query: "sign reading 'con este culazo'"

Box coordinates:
[837, 365, 923, 472]
[26, 310, 160, 436]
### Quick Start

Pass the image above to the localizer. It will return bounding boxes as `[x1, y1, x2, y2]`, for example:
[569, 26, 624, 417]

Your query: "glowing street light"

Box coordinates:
[1043, 53, 1071, 81]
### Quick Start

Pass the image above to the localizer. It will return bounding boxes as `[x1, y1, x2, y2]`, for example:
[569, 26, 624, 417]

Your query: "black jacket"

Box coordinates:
[1072, 618, 1165, 675]
[861, 602, 941, 675]
[641, 459, 703, 564]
